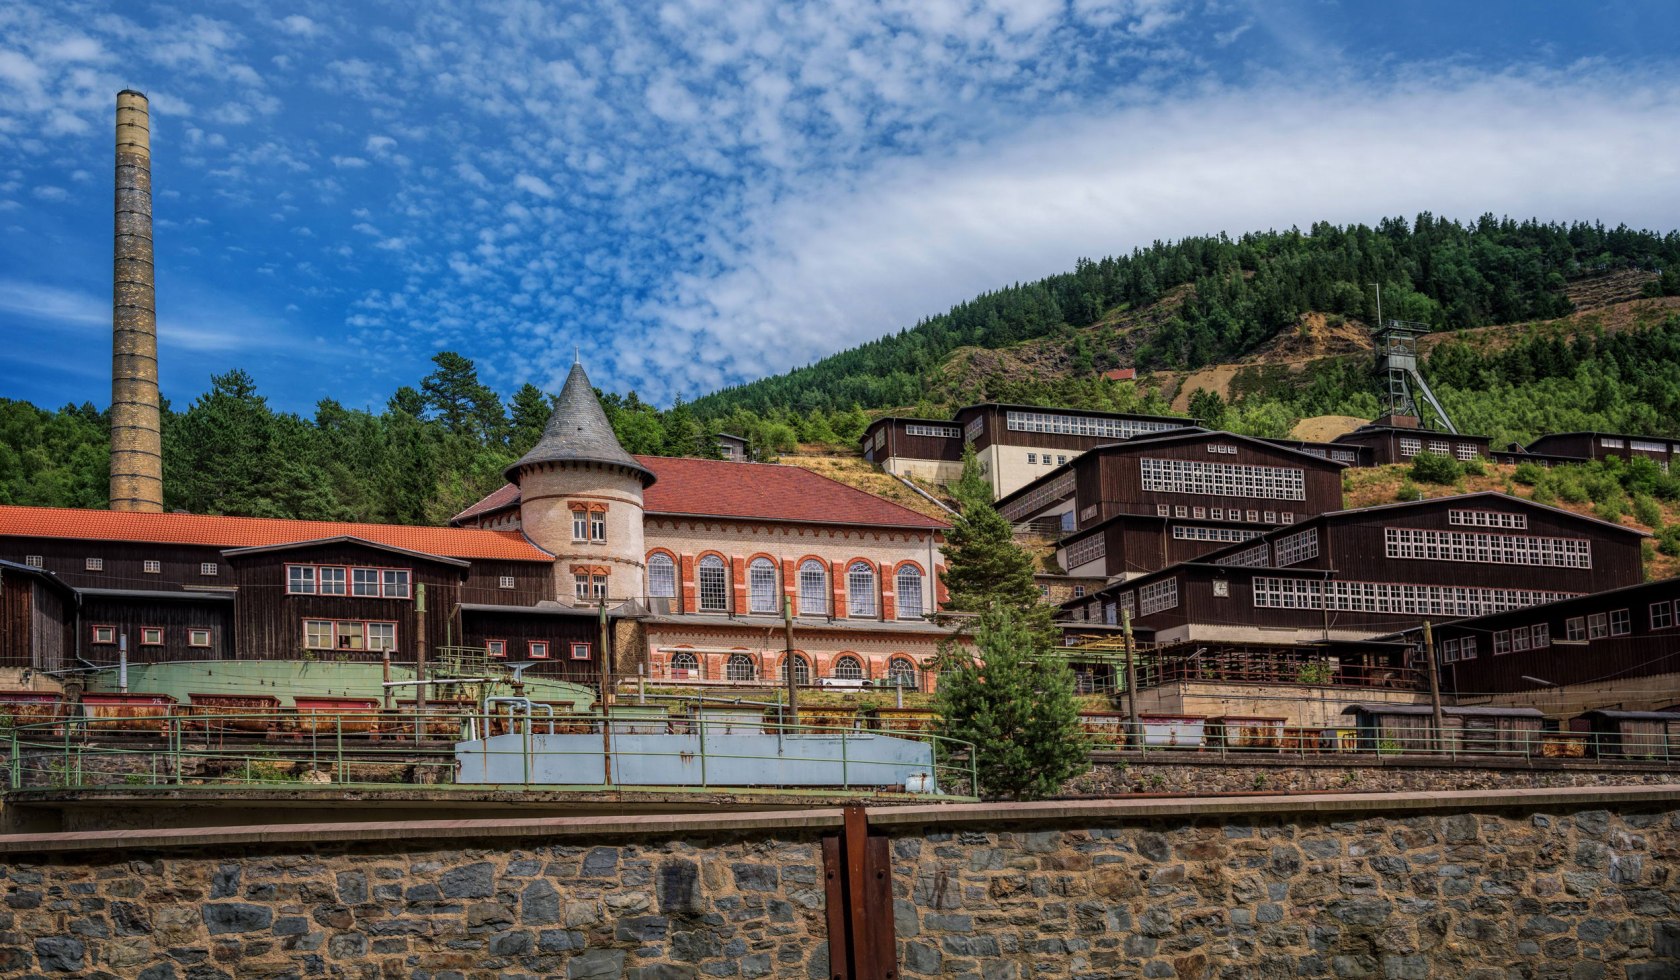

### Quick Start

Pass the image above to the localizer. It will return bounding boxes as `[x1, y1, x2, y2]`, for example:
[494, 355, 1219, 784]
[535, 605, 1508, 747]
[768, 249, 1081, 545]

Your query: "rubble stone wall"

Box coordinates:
[2, 792, 1677, 978]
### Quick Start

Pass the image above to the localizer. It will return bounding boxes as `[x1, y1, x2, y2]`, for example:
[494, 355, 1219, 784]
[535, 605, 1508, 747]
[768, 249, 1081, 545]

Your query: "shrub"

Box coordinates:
[1408, 452, 1460, 485]
[1595, 498, 1625, 524]
[1459, 455, 1486, 477]
[1633, 494, 1663, 528]
[1659, 524, 1680, 557]
[1531, 483, 1557, 506]
[1553, 474, 1590, 504]
[1395, 481, 1424, 502]
[1513, 461, 1544, 486]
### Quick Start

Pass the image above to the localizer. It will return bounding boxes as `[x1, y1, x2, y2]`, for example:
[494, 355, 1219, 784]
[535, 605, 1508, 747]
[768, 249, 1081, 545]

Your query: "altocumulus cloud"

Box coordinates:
[1, 0, 1679, 412]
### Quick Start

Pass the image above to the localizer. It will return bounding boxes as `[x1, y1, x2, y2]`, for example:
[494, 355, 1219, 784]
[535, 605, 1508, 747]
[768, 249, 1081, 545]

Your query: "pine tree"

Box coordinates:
[941, 494, 1049, 630]
[933, 604, 1088, 800]
[949, 445, 992, 509]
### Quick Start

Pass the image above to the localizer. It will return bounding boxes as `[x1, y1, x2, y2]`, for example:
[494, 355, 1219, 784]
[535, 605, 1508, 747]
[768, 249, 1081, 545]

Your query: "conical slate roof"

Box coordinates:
[507, 363, 657, 486]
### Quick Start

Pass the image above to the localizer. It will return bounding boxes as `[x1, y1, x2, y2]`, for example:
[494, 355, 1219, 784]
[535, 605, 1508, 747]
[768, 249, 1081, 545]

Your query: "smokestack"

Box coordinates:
[110, 90, 163, 513]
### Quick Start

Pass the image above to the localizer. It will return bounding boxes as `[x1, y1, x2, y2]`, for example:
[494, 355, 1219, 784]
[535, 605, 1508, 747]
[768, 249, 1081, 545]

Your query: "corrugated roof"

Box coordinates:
[454, 456, 948, 530]
[0, 505, 553, 562]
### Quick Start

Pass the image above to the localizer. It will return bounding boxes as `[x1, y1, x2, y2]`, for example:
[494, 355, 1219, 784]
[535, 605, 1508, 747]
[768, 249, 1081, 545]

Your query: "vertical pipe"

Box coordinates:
[118, 635, 128, 693]
[111, 90, 163, 513]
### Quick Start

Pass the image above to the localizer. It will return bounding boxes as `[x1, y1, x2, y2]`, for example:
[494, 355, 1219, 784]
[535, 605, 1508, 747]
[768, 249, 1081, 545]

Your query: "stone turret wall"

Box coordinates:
[517, 460, 647, 602]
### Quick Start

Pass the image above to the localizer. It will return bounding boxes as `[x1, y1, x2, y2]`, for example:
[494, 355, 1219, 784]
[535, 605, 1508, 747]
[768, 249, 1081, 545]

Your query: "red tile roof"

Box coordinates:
[0, 505, 553, 562]
[453, 456, 948, 530]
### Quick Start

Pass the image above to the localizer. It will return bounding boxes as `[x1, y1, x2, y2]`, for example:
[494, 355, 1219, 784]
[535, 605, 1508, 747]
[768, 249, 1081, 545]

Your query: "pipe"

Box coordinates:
[118, 635, 128, 694]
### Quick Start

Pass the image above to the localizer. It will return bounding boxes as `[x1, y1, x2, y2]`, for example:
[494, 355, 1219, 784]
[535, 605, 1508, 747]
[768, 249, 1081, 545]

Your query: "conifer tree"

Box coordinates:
[933, 604, 1088, 800]
[941, 491, 1049, 630]
[949, 445, 992, 509]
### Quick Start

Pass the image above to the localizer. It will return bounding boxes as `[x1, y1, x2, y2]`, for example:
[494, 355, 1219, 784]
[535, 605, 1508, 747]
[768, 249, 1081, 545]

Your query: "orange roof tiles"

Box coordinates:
[0, 505, 553, 562]
[453, 456, 947, 530]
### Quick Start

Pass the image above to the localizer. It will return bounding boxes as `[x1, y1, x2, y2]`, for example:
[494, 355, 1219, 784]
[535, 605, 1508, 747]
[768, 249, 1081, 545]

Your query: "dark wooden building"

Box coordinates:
[0, 506, 582, 679]
[0, 559, 74, 672]
[861, 402, 1193, 497]
[715, 433, 750, 461]
[1330, 424, 1491, 466]
[1387, 578, 1680, 695]
[1522, 432, 1680, 469]
[1062, 493, 1647, 643]
[994, 430, 1346, 579]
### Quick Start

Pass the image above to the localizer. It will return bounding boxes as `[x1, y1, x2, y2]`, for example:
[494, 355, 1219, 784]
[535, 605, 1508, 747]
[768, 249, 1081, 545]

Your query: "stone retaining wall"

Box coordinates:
[1067, 760, 1680, 796]
[1, 789, 1677, 978]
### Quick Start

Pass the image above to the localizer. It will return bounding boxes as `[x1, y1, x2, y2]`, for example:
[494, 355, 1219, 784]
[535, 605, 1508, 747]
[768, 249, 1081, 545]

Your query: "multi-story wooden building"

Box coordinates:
[1329, 423, 1491, 466]
[1520, 432, 1680, 469]
[0, 364, 954, 691]
[861, 403, 1193, 497]
[1387, 578, 1680, 698]
[1062, 493, 1647, 644]
[993, 429, 1347, 580]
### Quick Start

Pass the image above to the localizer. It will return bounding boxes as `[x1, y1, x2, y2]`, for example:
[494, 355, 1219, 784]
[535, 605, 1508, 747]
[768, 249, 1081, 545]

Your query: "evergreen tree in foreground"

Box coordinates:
[934, 604, 1088, 800]
[941, 490, 1052, 631]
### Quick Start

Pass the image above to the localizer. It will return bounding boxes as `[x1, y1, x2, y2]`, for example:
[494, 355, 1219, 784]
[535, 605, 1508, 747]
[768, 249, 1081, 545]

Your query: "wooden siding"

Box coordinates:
[79, 594, 233, 665]
[1527, 433, 1679, 467]
[1073, 437, 1342, 530]
[1, 574, 73, 672]
[227, 541, 466, 666]
[1435, 582, 1680, 693]
[460, 610, 606, 684]
[0, 538, 225, 592]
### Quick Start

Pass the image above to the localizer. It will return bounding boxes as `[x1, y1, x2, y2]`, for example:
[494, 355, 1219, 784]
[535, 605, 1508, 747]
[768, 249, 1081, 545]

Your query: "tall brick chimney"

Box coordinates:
[110, 90, 163, 513]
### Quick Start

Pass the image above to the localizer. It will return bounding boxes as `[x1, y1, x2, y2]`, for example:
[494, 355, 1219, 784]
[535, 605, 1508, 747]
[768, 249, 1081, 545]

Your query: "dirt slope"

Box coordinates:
[779, 450, 956, 521]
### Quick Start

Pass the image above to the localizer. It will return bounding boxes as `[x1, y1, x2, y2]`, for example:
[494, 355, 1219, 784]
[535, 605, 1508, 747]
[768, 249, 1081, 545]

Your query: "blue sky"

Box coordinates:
[3, 1, 1680, 415]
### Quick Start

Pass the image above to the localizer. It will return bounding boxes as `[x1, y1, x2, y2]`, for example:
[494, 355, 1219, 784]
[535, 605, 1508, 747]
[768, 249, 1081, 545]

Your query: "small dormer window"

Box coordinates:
[86, 558, 103, 571]
[201, 562, 218, 577]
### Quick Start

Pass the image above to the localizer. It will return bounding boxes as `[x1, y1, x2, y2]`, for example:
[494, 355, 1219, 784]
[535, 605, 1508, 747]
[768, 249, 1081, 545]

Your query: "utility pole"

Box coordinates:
[415, 584, 427, 745]
[1122, 609, 1140, 750]
[599, 600, 614, 786]
[783, 595, 800, 727]
[1421, 620, 1446, 753]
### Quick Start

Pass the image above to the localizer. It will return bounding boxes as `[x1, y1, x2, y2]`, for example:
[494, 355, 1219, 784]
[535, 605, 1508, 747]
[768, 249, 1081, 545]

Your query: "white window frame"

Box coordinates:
[85, 558, 103, 571]
[140, 627, 163, 646]
[896, 565, 924, 619]
[647, 554, 677, 599]
[847, 561, 877, 618]
[748, 558, 779, 614]
[499, 575, 516, 590]
[1651, 602, 1674, 631]
[143, 560, 161, 574]
[798, 560, 827, 616]
[1609, 608, 1631, 636]
[188, 628, 212, 648]
[697, 555, 729, 612]
[201, 562, 218, 577]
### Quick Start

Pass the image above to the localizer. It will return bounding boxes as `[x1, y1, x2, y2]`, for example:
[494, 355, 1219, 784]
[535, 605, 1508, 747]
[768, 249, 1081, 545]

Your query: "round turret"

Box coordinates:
[510, 363, 655, 603]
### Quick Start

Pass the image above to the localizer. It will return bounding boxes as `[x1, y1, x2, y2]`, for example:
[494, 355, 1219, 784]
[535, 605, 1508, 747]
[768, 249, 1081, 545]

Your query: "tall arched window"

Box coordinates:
[670, 651, 700, 678]
[798, 560, 827, 616]
[895, 565, 924, 619]
[697, 555, 728, 612]
[846, 561, 877, 618]
[726, 653, 756, 681]
[748, 558, 779, 614]
[647, 553, 676, 599]
[831, 655, 864, 680]
[887, 656, 919, 691]
[782, 653, 810, 686]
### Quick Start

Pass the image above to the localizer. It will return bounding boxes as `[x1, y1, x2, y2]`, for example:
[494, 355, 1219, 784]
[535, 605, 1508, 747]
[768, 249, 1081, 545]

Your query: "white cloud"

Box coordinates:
[31, 184, 68, 201]
[332, 155, 369, 168]
[0, 279, 105, 326]
[638, 73, 1680, 401]
[279, 15, 320, 37]
[513, 173, 556, 199]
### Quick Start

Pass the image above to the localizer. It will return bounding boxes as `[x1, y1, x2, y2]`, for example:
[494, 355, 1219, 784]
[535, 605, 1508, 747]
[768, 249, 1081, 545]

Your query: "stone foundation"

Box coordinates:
[0, 789, 1676, 977]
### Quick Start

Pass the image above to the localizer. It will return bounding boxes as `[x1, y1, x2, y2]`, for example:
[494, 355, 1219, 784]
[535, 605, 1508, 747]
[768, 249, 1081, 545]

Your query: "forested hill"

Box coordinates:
[688, 214, 1680, 419]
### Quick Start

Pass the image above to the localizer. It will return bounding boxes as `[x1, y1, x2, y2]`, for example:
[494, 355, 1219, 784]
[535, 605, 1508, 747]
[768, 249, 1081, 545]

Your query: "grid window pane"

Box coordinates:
[726, 654, 756, 681]
[698, 556, 728, 612]
[799, 560, 827, 616]
[304, 620, 333, 649]
[832, 656, 864, 680]
[319, 567, 347, 595]
[288, 565, 316, 594]
[887, 657, 918, 691]
[353, 568, 380, 596]
[647, 554, 676, 598]
[749, 558, 779, 613]
[573, 512, 588, 540]
[847, 562, 877, 617]
[896, 566, 924, 618]
[367, 623, 396, 651]
[671, 651, 700, 676]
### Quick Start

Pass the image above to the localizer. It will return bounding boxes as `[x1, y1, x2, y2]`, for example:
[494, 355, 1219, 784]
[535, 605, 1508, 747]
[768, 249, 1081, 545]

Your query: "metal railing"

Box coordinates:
[3, 708, 978, 799]
[1074, 719, 1679, 764]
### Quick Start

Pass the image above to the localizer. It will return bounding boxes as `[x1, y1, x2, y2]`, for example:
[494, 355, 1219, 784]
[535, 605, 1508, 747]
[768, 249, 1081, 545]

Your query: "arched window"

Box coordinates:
[895, 565, 924, 619]
[781, 653, 811, 686]
[887, 656, 919, 691]
[748, 558, 779, 614]
[846, 562, 876, 617]
[831, 655, 864, 680]
[670, 651, 700, 678]
[798, 560, 827, 616]
[647, 553, 676, 599]
[726, 653, 756, 681]
[697, 555, 728, 612]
